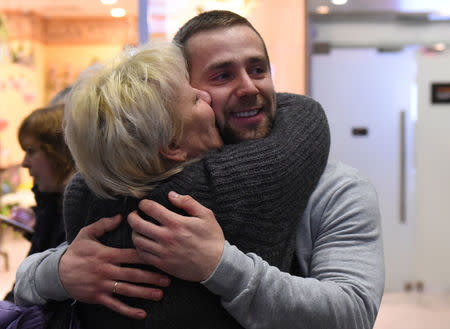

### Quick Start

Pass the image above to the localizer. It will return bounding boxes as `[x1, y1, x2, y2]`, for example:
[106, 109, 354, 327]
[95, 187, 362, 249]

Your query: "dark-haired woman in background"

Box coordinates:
[4, 104, 75, 302]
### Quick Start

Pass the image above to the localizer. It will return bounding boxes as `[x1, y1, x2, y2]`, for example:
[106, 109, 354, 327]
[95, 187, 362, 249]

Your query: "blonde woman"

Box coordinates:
[62, 41, 329, 329]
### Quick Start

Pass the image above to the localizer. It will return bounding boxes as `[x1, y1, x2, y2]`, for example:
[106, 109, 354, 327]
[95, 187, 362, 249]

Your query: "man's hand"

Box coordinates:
[58, 215, 171, 319]
[128, 191, 225, 282]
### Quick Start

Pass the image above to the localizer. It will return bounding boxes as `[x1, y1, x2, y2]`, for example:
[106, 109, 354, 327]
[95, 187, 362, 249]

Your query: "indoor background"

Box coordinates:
[0, 1, 449, 328]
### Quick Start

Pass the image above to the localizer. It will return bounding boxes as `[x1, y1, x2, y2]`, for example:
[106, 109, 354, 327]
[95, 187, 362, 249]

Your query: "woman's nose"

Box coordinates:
[21, 155, 30, 168]
[195, 89, 212, 105]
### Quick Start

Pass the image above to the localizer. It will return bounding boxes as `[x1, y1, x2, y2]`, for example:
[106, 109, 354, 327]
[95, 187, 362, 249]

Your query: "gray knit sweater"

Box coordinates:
[63, 93, 330, 329]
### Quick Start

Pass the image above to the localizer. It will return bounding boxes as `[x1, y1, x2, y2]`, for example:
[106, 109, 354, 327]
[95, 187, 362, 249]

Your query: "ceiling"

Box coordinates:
[0, 0, 448, 18]
[307, 0, 450, 14]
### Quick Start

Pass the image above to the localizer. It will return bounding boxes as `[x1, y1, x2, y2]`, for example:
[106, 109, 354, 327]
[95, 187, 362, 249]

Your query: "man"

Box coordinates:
[14, 10, 384, 329]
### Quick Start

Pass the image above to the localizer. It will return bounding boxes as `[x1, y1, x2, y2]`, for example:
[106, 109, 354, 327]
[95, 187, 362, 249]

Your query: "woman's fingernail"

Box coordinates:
[169, 191, 180, 198]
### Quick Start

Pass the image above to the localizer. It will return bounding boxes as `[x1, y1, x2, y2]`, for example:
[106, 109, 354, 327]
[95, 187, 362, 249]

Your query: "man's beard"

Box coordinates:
[220, 110, 275, 144]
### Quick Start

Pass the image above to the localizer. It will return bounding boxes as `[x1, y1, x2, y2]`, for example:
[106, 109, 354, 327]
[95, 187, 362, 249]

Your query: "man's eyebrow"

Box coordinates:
[205, 56, 267, 72]
[248, 55, 267, 64]
[205, 61, 234, 72]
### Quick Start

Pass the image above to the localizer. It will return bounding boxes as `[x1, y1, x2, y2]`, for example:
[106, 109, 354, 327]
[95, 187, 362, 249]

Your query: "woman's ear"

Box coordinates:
[159, 141, 187, 163]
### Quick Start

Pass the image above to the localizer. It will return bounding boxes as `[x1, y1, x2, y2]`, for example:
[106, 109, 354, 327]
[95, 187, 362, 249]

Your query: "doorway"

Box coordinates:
[310, 47, 417, 291]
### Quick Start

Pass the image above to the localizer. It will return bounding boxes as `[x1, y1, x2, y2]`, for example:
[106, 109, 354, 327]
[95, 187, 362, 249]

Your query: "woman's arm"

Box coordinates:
[204, 93, 329, 218]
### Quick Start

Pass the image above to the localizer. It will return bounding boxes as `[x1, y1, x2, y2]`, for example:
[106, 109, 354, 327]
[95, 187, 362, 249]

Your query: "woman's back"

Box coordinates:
[64, 94, 330, 328]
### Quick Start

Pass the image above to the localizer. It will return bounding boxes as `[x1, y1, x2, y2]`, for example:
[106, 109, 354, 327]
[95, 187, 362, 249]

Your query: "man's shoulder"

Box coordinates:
[307, 160, 378, 217]
[303, 160, 380, 235]
[317, 160, 374, 192]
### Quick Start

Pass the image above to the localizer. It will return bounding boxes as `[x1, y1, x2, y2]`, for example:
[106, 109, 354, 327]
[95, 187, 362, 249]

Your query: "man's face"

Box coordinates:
[185, 25, 276, 143]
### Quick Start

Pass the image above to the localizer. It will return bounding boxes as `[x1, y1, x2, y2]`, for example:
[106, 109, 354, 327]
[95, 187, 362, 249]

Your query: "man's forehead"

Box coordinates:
[185, 25, 264, 55]
[188, 24, 257, 40]
[185, 26, 268, 74]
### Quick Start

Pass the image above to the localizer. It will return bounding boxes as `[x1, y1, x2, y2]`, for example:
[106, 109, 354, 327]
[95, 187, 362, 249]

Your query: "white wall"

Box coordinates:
[248, 0, 307, 94]
[415, 51, 450, 292]
[311, 48, 418, 291]
[311, 17, 450, 292]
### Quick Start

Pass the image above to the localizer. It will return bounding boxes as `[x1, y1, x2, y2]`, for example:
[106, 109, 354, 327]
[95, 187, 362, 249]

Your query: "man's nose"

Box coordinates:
[236, 72, 259, 98]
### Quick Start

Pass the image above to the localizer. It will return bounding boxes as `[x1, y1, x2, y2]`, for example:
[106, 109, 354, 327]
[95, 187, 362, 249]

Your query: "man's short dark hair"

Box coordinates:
[173, 10, 270, 71]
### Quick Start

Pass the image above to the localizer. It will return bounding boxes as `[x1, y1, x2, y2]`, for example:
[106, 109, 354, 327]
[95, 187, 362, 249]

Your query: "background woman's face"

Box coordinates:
[21, 136, 60, 192]
[176, 81, 223, 159]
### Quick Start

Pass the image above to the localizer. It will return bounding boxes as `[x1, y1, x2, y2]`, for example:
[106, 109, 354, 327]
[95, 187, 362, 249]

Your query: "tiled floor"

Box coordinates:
[1, 227, 449, 328]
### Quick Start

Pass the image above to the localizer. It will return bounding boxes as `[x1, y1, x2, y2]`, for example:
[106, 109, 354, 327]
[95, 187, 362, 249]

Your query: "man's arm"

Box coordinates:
[14, 242, 70, 306]
[14, 215, 171, 320]
[129, 162, 384, 329]
[205, 162, 384, 329]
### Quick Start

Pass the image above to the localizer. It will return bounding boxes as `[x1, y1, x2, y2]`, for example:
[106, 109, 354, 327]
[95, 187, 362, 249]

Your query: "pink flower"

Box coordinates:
[0, 119, 8, 131]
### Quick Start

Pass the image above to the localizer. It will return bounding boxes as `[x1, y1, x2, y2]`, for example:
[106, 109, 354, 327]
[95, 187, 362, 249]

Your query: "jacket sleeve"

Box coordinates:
[202, 164, 385, 329]
[14, 242, 70, 306]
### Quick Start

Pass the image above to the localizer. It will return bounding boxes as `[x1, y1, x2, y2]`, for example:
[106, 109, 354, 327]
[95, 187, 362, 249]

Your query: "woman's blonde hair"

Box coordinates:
[64, 41, 189, 199]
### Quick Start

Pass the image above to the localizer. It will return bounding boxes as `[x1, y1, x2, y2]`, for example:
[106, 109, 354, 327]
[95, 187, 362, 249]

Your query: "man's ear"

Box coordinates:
[159, 141, 187, 163]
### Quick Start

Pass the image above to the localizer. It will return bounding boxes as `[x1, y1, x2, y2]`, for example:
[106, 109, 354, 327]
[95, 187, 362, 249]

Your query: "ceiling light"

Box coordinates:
[101, 0, 117, 4]
[316, 6, 330, 14]
[332, 0, 347, 5]
[433, 43, 446, 51]
[110, 8, 126, 17]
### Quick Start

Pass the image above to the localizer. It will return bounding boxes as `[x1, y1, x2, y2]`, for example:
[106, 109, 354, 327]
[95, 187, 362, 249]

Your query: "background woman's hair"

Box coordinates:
[19, 104, 75, 186]
[64, 41, 189, 199]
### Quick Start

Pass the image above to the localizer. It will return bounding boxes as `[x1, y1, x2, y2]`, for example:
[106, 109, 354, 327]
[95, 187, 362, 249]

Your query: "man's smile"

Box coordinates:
[231, 108, 261, 118]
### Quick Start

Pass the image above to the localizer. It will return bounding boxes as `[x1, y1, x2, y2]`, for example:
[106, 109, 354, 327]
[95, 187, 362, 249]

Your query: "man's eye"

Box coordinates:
[212, 72, 230, 81]
[249, 67, 265, 75]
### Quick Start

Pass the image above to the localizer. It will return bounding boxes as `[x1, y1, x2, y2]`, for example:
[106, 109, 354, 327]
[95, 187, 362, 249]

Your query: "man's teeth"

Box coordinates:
[234, 110, 259, 118]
